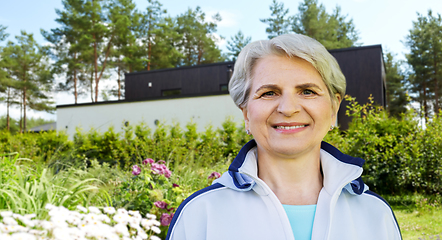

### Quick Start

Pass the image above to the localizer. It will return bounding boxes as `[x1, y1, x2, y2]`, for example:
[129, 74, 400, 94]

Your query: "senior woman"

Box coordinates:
[166, 34, 402, 240]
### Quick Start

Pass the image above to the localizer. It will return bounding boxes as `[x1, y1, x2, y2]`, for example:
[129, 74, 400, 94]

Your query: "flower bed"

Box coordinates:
[0, 204, 161, 240]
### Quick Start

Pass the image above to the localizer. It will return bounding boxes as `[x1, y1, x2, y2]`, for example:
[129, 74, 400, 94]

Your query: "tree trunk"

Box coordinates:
[118, 63, 121, 100]
[92, 34, 114, 102]
[148, 41, 151, 71]
[423, 79, 428, 119]
[93, 35, 99, 103]
[6, 87, 10, 131]
[434, 51, 439, 111]
[147, 22, 152, 71]
[90, 71, 94, 102]
[22, 68, 27, 132]
[23, 86, 27, 132]
[197, 41, 202, 65]
[19, 103, 22, 133]
[74, 53, 78, 104]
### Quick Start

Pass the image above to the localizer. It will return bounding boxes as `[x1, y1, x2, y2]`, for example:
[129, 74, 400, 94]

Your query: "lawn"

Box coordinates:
[394, 207, 442, 240]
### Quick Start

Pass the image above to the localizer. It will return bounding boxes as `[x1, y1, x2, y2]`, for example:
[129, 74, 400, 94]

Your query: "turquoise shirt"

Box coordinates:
[282, 204, 317, 240]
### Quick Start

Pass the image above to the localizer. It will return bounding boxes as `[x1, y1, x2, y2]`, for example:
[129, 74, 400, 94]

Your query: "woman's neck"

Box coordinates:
[256, 146, 323, 205]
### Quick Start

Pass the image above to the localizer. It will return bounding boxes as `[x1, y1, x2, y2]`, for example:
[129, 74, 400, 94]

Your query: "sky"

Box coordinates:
[0, 0, 441, 121]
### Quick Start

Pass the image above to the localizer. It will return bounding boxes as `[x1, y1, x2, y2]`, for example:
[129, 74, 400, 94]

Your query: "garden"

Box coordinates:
[0, 97, 441, 240]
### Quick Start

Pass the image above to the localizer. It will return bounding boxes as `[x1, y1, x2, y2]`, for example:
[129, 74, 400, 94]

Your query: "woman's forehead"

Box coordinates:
[250, 55, 324, 88]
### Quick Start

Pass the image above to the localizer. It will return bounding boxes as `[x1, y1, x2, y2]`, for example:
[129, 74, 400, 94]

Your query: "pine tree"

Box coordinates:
[384, 51, 409, 117]
[85, 0, 118, 102]
[1, 31, 54, 132]
[226, 31, 252, 61]
[405, 10, 442, 117]
[147, 15, 183, 69]
[43, 0, 138, 102]
[326, 6, 359, 49]
[140, 0, 183, 70]
[0, 25, 8, 41]
[141, 0, 166, 71]
[108, 0, 144, 100]
[260, 0, 291, 39]
[0, 73, 21, 132]
[0, 26, 19, 131]
[1, 47, 21, 132]
[292, 0, 359, 49]
[175, 7, 224, 66]
[42, 0, 96, 103]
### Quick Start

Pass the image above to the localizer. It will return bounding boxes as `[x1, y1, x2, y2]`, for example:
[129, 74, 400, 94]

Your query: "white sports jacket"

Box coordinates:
[166, 140, 402, 240]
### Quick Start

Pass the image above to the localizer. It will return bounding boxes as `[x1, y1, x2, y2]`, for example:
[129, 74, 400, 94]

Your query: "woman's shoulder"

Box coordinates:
[166, 183, 273, 240]
[341, 188, 397, 216]
[332, 190, 402, 239]
[179, 183, 228, 208]
[359, 190, 396, 214]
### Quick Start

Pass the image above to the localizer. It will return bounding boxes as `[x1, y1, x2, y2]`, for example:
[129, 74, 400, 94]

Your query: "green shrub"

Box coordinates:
[415, 112, 442, 194]
[326, 96, 442, 195]
[2, 105, 442, 196]
[0, 130, 72, 164]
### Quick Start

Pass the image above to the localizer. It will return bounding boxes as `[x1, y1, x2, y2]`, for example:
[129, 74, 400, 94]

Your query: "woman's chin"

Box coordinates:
[262, 140, 320, 159]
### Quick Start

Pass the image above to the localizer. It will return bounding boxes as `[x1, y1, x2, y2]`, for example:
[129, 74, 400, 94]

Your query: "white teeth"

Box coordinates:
[275, 125, 306, 130]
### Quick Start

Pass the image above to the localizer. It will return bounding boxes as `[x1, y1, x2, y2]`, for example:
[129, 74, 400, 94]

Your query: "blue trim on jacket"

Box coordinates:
[227, 140, 368, 193]
[228, 171, 254, 189]
[166, 183, 225, 240]
[364, 190, 403, 239]
[228, 139, 257, 172]
[350, 177, 365, 195]
[320, 141, 365, 167]
[229, 140, 366, 171]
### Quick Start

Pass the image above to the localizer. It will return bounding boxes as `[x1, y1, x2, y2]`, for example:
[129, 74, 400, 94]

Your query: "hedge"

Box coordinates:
[1, 97, 441, 195]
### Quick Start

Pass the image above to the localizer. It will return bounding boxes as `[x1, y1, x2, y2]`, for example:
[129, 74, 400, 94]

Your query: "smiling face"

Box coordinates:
[242, 55, 340, 159]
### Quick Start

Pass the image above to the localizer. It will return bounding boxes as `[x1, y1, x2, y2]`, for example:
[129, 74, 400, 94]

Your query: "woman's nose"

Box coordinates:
[276, 94, 300, 117]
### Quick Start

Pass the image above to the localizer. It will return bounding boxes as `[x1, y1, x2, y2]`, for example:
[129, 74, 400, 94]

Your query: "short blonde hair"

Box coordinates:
[228, 34, 346, 109]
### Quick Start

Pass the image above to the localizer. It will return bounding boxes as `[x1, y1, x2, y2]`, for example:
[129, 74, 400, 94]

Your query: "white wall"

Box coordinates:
[57, 94, 245, 138]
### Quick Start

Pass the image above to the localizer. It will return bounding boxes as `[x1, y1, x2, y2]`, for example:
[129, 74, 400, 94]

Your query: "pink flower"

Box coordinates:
[157, 160, 166, 164]
[142, 158, 154, 165]
[132, 165, 141, 176]
[172, 183, 180, 188]
[151, 163, 172, 178]
[151, 163, 163, 174]
[160, 212, 174, 226]
[164, 169, 172, 178]
[154, 201, 168, 209]
[208, 172, 221, 179]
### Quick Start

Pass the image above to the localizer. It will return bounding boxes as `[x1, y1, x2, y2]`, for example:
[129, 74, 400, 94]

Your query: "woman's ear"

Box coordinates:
[331, 94, 342, 123]
[241, 106, 250, 130]
[335, 93, 342, 106]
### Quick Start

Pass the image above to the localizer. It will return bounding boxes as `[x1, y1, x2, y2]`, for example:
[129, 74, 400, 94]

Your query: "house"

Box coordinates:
[28, 122, 57, 133]
[56, 45, 386, 137]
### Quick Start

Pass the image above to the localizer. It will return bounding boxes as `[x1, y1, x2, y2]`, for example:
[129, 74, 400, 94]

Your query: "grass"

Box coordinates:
[394, 207, 442, 240]
[387, 194, 442, 240]
[0, 153, 111, 217]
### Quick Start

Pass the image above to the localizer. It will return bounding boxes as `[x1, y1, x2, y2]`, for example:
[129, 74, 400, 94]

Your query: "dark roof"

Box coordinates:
[29, 122, 57, 133]
[328, 44, 382, 53]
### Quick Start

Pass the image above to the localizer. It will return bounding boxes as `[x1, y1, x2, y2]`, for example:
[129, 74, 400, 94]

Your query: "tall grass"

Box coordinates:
[0, 153, 111, 218]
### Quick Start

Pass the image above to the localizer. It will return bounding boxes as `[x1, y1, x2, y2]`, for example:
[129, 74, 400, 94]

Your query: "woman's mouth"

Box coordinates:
[274, 125, 307, 130]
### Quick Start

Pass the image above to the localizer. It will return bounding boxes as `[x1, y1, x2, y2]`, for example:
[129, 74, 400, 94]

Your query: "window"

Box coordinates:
[162, 89, 181, 97]
[220, 84, 228, 91]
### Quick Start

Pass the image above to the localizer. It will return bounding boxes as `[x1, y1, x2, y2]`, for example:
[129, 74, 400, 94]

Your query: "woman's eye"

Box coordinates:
[262, 91, 276, 97]
[302, 89, 316, 95]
